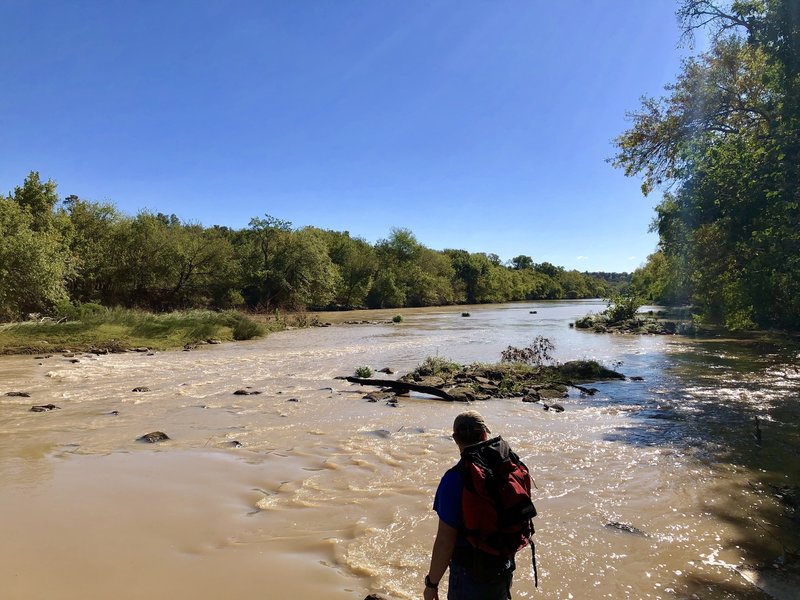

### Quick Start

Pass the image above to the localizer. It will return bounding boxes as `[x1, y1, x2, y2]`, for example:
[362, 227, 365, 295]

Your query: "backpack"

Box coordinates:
[458, 436, 539, 587]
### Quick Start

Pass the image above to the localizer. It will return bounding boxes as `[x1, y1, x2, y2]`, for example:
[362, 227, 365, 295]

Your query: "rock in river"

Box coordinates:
[137, 431, 170, 443]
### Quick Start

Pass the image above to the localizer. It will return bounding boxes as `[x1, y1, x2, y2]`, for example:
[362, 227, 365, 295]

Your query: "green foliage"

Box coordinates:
[557, 360, 625, 381]
[0, 189, 71, 321]
[411, 355, 462, 378]
[0, 309, 268, 354]
[354, 365, 373, 378]
[510, 255, 533, 270]
[226, 312, 266, 340]
[500, 336, 556, 366]
[631, 251, 690, 305]
[322, 230, 378, 308]
[392, 314, 403, 323]
[604, 292, 643, 324]
[54, 301, 107, 321]
[0, 170, 621, 326]
[614, 1, 800, 331]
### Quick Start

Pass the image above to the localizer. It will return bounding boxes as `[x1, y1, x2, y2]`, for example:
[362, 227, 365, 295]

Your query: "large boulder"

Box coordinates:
[558, 360, 624, 382]
[446, 386, 476, 402]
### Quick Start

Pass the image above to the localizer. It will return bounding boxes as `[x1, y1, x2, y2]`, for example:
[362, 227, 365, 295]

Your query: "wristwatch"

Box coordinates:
[425, 575, 439, 589]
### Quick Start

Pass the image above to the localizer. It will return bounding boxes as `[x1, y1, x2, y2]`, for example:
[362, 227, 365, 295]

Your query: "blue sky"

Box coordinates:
[2, 0, 692, 272]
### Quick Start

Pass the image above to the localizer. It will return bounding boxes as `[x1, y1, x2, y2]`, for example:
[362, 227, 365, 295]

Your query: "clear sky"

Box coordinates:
[2, 0, 692, 272]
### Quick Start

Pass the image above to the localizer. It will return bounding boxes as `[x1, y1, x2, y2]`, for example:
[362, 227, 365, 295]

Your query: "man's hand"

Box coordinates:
[424, 519, 456, 600]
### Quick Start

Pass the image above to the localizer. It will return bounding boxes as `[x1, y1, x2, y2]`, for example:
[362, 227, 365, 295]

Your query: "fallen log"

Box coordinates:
[565, 382, 598, 395]
[339, 376, 457, 402]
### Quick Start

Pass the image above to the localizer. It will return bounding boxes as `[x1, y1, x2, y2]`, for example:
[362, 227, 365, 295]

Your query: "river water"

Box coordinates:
[1, 300, 798, 600]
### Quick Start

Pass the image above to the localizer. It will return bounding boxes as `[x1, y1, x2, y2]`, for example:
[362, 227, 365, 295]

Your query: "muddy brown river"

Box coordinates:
[1, 301, 798, 599]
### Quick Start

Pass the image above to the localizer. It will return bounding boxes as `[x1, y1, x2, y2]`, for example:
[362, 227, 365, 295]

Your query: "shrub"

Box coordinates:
[558, 360, 624, 381]
[54, 300, 107, 322]
[392, 314, 403, 323]
[500, 335, 555, 367]
[355, 365, 373, 378]
[604, 292, 642, 323]
[411, 355, 461, 377]
[227, 312, 266, 340]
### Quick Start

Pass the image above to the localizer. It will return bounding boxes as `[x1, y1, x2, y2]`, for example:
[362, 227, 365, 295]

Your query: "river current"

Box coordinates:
[1, 300, 798, 599]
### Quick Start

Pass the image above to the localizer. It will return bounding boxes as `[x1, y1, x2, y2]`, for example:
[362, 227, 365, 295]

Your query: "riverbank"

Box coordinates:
[0, 309, 270, 355]
[3, 300, 798, 357]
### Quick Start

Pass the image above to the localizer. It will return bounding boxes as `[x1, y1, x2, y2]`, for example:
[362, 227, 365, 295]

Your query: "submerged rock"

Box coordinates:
[522, 391, 541, 403]
[6, 391, 31, 397]
[233, 389, 262, 395]
[543, 403, 565, 412]
[30, 404, 60, 412]
[605, 521, 645, 536]
[137, 431, 170, 443]
[364, 391, 395, 402]
[131, 386, 150, 392]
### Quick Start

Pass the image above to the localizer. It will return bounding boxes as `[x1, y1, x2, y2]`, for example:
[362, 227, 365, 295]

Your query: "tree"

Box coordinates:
[165, 225, 242, 309]
[613, 0, 800, 330]
[320, 230, 378, 308]
[267, 227, 338, 309]
[239, 214, 293, 309]
[63, 196, 121, 304]
[510, 255, 534, 270]
[10, 171, 60, 232]
[0, 195, 70, 320]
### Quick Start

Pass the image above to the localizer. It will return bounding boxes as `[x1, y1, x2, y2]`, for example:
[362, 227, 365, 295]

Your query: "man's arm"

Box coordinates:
[423, 518, 458, 600]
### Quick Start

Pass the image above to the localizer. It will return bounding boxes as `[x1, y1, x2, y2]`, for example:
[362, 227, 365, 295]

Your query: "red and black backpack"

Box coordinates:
[458, 436, 539, 586]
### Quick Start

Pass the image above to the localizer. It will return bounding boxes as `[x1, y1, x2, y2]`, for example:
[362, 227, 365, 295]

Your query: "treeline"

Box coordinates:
[617, 0, 800, 331]
[0, 172, 611, 321]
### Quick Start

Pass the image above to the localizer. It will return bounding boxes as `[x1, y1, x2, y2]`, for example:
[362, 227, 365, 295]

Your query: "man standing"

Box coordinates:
[423, 411, 536, 600]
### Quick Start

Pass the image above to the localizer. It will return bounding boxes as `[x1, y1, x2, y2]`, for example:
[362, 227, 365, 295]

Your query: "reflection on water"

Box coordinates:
[0, 300, 797, 599]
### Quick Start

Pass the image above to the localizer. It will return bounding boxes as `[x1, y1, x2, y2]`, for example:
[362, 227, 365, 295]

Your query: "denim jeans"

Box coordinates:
[447, 563, 513, 600]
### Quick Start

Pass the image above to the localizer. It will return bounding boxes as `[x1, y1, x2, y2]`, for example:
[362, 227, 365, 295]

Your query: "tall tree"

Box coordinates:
[614, 0, 800, 329]
[0, 195, 70, 319]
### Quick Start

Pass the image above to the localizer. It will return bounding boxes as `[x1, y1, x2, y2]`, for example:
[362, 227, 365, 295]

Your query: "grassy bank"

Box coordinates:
[0, 309, 274, 355]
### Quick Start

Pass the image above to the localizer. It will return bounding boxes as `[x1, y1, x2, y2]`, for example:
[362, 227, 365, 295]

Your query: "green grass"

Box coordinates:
[0, 309, 271, 355]
[410, 355, 463, 378]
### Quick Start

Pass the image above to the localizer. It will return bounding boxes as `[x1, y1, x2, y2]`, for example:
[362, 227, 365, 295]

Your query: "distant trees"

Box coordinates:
[0, 171, 616, 322]
[618, 0, 800, 330]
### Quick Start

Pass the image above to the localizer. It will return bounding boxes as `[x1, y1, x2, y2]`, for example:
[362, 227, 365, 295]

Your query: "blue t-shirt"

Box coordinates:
[433, 465, 463, 529]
